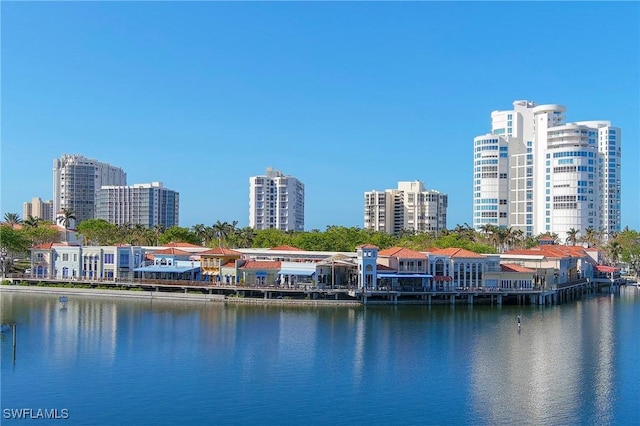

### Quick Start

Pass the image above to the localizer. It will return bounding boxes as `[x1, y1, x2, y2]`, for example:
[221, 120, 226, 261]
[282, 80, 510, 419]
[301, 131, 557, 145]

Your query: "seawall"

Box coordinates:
[0, 285, 362, 306]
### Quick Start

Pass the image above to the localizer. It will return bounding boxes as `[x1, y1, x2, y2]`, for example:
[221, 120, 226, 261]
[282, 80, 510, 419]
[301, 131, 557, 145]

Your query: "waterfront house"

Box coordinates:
[501, 245, 592, 287]
[31, 242, 63, 278]
[237, 260, 281, 286]
[377, 247, 432, 291]
[134, 248, 201, 281]
[425, 248, 487, 291]
[316, 254, 358, 289]
[29, 243, 145, 280]
[278, 260, 317, 287]
[497, 264, 536, 290]
[198, 247, 242, 284]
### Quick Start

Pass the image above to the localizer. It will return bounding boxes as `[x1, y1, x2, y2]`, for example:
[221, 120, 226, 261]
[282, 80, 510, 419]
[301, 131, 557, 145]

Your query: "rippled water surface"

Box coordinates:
[2, 288, 639, 425]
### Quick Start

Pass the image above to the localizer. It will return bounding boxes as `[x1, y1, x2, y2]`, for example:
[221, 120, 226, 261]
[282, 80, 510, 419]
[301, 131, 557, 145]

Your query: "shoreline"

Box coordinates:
[0, 284, 363, 306]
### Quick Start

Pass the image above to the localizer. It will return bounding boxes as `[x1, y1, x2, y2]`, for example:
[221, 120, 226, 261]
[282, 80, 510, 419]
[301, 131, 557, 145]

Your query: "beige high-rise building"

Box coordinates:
[23, 197, 54, 222]
[364, 181, 448, 235]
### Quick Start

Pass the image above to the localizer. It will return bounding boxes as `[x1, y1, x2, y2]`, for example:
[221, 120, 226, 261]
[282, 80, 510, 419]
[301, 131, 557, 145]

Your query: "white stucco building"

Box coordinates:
[473, 101, 622, 242]
[249, 167, 305, 231]
[364, 180, 447, 235]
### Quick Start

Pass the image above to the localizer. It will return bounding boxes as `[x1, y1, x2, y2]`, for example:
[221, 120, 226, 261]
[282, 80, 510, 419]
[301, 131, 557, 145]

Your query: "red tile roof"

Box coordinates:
[31, 242, 74, 250]
[428, 247, 485, 258]
[222, 260, 236, 267]
[149, 248, 192, 256]
[32, 242, 55, 250]
[270, 245, 303, 251]
[501, 263, 535, 273]
[199, 247, 242, 256]
[356, 244, 379, 249]
[595, 265, 619, 273]
[376, 264, 395, 271]
[240, 260, 281, 270]
[504, 245, 589, 259]
[378, 246, 427, 259]
[165, 242, 203, 248]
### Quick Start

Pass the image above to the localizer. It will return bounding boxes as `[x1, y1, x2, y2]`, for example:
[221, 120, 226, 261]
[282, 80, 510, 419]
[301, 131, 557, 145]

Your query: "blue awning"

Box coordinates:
[378, 273, 433, 278]
[134, 265, 200, 273]
[279, 269, 316, 276]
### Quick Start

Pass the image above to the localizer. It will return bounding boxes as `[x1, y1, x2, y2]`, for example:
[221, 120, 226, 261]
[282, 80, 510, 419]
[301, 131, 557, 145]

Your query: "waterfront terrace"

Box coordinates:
[10, 241, 623, 305]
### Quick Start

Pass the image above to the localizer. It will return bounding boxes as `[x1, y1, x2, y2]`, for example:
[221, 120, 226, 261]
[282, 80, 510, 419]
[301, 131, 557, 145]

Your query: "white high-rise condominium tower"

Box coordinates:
[96, 182, 179, 229]
[53, 154, 127, 224]
[473, 101, 622, 242]
[364, 181, 447, 235]
[249, 168, 305, 231]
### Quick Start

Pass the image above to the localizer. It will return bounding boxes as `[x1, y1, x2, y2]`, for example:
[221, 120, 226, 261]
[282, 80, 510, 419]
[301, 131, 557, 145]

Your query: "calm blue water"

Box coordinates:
[2, 288, 639, 425]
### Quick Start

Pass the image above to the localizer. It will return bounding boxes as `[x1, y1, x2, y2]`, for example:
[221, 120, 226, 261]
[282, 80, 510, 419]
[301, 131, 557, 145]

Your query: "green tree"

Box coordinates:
[614, 228, 640, 277]
[3, 212, 22, 226]
[566, 228, 579, 246]
[580, 227, 600, 248]
[152, 224, 166, 246]
[77, 219, 118, 245]
[252, 228, 291, 248]
[21, 224, 61, 246]
[57, 208, 76, 242]
[212, 220, 231, 248]
[1, 225, 30, 253]
[191, 224, 207, 246]
[158, 226, 199, 245]
[235, 227, 257, 248]
[23, 215, 43, 229]
[606, 240, 622, 265]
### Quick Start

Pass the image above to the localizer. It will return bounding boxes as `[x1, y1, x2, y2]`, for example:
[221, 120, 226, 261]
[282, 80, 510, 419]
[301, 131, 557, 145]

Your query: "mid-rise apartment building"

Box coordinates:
[53, 154, 127, 223]
[249, 168, 305, 231]
[96, 182, 179, 228]
[473, 100, 621, 242]
[364, 181, 447, 235]
[23, 197, 54, 222]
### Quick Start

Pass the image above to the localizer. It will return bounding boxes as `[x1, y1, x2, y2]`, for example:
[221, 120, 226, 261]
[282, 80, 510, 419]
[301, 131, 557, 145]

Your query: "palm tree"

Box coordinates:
[236, 227, 256, 248]
[212, 220, 229, 248]
[132, 224, 148, 245]
[566, 228, 579, 246]
[224, 220, 239, 247]
[117, 223, 133, 244]
[191, 224, 207, 246]
[606, 241, 622, 266]
[3, 212, 22, 226]
[57, 208, 76, 242]
[580, 227, 600, 248]
[510, 228, 525, 250]
[23, 215, 43, 229]
[153, 224, 166, 246]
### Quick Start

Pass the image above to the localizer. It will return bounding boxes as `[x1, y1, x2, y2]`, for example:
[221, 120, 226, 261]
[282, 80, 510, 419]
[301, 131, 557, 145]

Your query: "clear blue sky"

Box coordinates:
[2, 2, 639, 231]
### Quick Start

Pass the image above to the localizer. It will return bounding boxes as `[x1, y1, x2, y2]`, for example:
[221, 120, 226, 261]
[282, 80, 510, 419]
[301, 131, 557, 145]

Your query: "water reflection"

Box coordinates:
[2, 288, 639, 425]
